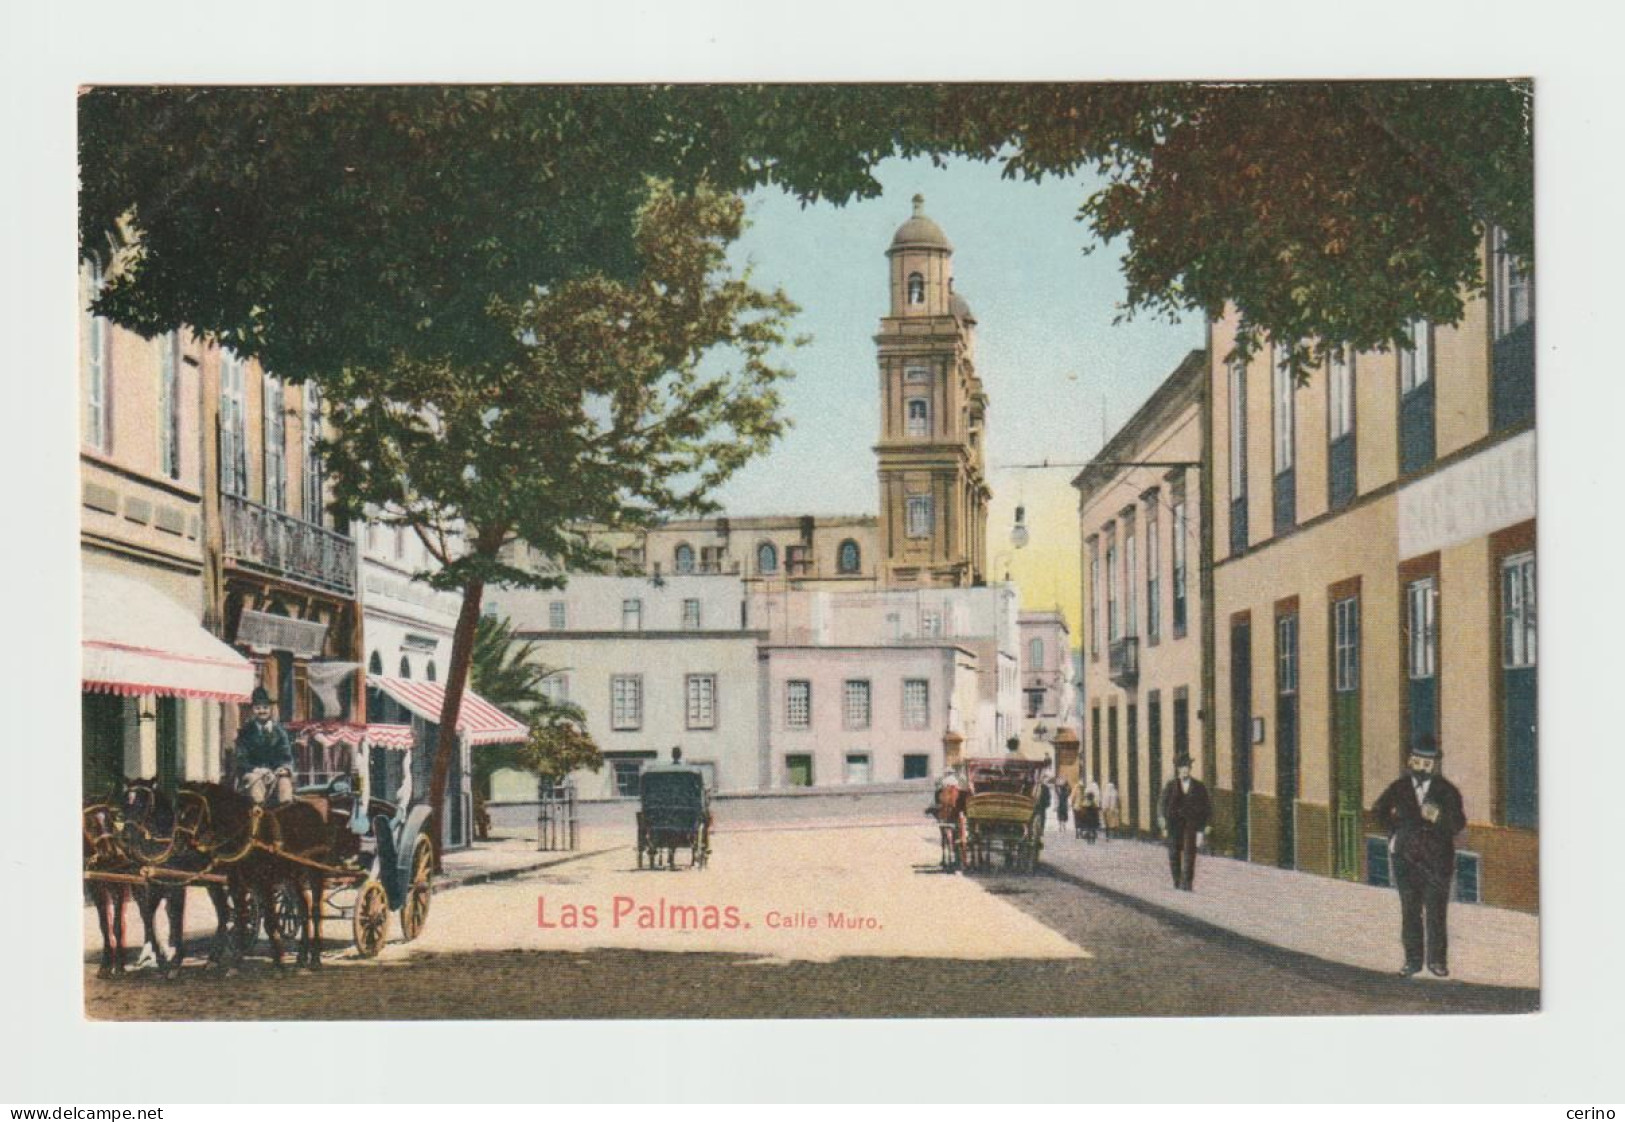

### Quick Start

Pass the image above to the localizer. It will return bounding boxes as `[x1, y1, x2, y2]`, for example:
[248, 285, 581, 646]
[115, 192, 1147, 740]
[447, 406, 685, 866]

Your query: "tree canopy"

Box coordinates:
[79, 82, 1531, 377]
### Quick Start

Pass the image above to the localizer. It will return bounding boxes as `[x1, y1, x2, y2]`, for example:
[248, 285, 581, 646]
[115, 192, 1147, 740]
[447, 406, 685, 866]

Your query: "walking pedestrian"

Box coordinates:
[1370, 736, 1466, 978]
[1054, 776, 1071, 831]
[1101, 779, 1120, 840]
[1159, 754, 1211, 890]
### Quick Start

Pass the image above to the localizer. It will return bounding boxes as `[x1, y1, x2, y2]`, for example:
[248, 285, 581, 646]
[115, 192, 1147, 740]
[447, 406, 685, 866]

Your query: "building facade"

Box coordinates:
[80, 257, 252, 794]
[874, 196, 991, 589]
[1075, 351, 1206, 837]
[1017, 610, 1082, 776]
[1207, 230, 1536, 910]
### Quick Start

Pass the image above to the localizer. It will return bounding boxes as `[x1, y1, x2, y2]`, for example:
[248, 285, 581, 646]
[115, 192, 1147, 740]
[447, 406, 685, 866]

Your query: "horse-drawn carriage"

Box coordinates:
[635, 765, 711, 870]
[83, 770, 436, 976]
[955, 757, 1046, 874]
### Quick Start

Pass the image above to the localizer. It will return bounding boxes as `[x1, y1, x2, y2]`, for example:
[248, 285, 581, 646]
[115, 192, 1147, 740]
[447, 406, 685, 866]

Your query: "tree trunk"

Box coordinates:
[427, 573, 485, 872]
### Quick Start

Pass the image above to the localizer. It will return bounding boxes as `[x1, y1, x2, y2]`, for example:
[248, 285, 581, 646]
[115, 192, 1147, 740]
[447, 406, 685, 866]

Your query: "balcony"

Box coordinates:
[1108, 636, 1140, 688]
[224, 492, 357, 597]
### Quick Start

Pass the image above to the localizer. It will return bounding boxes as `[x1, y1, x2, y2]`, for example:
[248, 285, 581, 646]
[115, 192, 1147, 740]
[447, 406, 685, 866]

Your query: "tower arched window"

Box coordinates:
[907, 272, 925, 305]
[369, 651, 383, 675]
[757, 542, 778, 574]
[399, 656, 412, 679]
[674, 543, 695, 574]
[838, 539, 861, 574]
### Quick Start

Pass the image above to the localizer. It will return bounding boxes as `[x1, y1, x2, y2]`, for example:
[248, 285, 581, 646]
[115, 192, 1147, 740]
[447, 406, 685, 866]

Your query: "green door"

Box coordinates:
[786, 755, 813, 787]
[1332, 595, 1363, 880]
[155, 696, 181, 798]
[1501, 553, 1537, 828]
[82, 693, 127, 800]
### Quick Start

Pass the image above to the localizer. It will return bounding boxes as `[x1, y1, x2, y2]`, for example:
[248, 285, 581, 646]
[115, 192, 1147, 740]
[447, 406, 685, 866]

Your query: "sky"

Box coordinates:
[709, 155, 1205, 640]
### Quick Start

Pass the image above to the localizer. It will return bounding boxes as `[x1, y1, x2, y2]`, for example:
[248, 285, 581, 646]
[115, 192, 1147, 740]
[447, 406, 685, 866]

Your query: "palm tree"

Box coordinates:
[469, 612, 555, 718]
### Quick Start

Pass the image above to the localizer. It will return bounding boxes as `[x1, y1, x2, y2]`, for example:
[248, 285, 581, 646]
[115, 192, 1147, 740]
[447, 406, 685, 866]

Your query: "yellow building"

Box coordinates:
[873, 195, 990, 588]
[1074, 351, 1206, 835]
[79, 257, 253, 794]
[1208, 230, 1536, 910]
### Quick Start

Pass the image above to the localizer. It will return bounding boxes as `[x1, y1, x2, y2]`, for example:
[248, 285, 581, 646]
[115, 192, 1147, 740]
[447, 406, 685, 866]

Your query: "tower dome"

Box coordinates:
[888, 194, 953, 254]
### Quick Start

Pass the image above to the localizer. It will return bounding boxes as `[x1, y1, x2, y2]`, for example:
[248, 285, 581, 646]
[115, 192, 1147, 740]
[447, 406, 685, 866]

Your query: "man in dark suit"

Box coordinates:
[1371, 736, 1467, 978]
[234, 686, 294, 805]
[1159, 754, 1210, 890]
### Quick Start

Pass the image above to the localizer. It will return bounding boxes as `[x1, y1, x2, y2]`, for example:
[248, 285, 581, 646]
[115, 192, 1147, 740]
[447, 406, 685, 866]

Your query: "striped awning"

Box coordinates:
[82, 568, 255, 703]
[287, 721, 416, 751]
[368, 675, 529, 746]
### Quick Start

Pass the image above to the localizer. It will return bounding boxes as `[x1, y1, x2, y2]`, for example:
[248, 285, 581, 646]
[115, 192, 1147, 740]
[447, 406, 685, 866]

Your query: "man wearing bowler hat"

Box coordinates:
[1159, 754, 1210, 890]
[1371, 736, 1467, 977]
[234, 685, 295, 806]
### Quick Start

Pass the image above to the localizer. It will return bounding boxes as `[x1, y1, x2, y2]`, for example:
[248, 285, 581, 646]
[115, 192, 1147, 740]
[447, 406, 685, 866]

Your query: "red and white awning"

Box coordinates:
[82, 568, 255, 703]
[367, 675, 529, 746]
[287, 721, 416, 751]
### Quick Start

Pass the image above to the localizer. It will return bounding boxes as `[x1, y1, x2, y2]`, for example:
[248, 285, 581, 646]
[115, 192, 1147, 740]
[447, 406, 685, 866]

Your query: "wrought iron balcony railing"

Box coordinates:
[1108, 636, 1140, 688]
[224, 492, 357, 597]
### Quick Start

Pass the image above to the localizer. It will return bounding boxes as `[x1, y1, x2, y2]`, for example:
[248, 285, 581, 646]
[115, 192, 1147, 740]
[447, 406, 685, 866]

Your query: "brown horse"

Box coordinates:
[83, 796, 134, 977]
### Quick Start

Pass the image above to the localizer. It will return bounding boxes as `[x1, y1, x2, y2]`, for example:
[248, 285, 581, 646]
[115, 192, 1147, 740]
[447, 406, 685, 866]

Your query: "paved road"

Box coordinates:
[86, 804, 1535, 1020]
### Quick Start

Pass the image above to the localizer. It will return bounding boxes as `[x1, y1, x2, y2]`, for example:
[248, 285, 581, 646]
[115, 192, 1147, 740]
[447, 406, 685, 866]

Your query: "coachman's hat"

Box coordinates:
[1410, 735, 1442, 760]
[250, 686, 273, 707]
[1174, 753, 1193, 768]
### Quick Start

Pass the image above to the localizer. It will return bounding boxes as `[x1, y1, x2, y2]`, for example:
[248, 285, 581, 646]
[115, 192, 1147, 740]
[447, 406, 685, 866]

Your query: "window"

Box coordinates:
[904, 364, 932, 384]
[906, 495, 934, 539]
[785, 754, 814, 787]
[615, 546, 645, 572]
[1171, 501, 1188, 638]
[845, 754, 872, 784]
[611, 675, 643, 730]
[394, 525, 407, 561]
[1145, 499, 1161, 642]
[1277, 614, 1298, 695]
[904, 679, 929, 729]
[1399, 320, 1436, 475]
[621, 599, 643, 632]
[1124, 521, 1138, 637]
[682, 598, 701, 630]
[303, 382, 324, 526]
[907, 272, 925, 305]
[1028, 637, 1045, 671]
[838, 539, 862, 574]
[785, 544, 810, 576]
[1407, 578, 1438, 680]
[786, 680, 811, 729]
[540, 673, 570, 705]
[1334, 597, 1360, 693]
[1105, 531, 1120, 642]
[1272, 343, 1295, 473]
[549, 601, 567, 630]
[426, 660, 437, 683]
[920, 609, 943, 638]
[685, 674, 716, 730]
[903, 754, 930, 780]
[1328, 350, 1357, 511]
[611, 757, 647, 798]
[263, 373, 287, 511]
[366, 521, 379, 553]
[1493, 228, 1531, 341]
[1501, 553, 1536, 669]
[159, 334, 181, 480]
[1329, 351, 1355, 440]
[84, 264, 111, 453]
[700, 545, 725, 574]
[1025, 689, 1044, 719]
[1087, 537, 1102, 658]
[757, 542, 778, 574]
[220, 351, 248, 495]
[1228, 357, 1248, 555]
[399, 656, 412, 679]
[368, 651, 383, 675]
[1400, 319, 1432, 393]
[906, 397, 930, 436]
[674, 544, 695, 573]
[843, 679, 872, 730]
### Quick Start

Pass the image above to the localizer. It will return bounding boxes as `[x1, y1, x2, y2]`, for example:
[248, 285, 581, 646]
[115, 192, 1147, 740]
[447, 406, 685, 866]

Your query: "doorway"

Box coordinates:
[1275, 611, 1299, 869]
[1331, 592, 1363, 879]
[1229, 617, 1253, 861]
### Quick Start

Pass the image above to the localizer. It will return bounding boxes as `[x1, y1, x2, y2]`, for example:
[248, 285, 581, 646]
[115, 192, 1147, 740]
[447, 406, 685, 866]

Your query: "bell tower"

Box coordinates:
[874, 195, 990, 588]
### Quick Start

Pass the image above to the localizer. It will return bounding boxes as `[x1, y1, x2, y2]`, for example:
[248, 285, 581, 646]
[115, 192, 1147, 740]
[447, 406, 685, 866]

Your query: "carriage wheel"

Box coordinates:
[399, 835, 433, 942]
[697, 824, 709, 869]
[269, 882, 306, 940]
[353, 880, 390, 958]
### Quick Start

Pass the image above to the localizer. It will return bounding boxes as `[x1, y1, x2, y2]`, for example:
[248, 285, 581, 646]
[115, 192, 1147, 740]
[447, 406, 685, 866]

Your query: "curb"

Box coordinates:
[435, 845, 625, 894]
[1039, 861, 1540, 1001]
